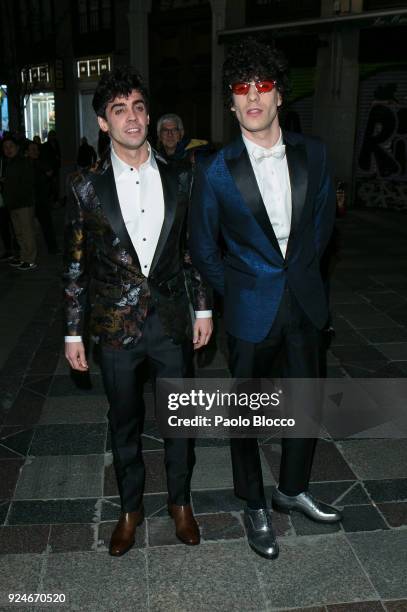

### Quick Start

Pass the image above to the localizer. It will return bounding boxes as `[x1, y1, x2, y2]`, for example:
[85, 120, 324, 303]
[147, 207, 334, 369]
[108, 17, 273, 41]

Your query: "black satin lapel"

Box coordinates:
[91, 166, 140, 265]
[285, 141, 308, 255]
[149, 161, 178, 274]
[226, 149, 282, 255]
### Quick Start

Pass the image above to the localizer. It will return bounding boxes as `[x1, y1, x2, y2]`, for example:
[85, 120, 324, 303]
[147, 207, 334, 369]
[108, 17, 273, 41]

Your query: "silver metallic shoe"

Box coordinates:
[272, 489, 342, 523]
[243, 507, 279, 560]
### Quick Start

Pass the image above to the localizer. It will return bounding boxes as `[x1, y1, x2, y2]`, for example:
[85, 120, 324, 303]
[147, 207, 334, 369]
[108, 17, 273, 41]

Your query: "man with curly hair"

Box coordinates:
[190, 38, 341, 560]
[63, 66, 212, 556]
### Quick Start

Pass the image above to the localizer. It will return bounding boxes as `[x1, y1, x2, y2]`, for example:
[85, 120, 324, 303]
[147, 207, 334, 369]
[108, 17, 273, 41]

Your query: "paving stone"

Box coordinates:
[144, 493, 171, 518]
[49, 523, 96, 552]
[341, 504, 388, 532]
[39, 396, 109, 424]
[331, 330, 367, 346]
[342, 357, 392, 378]
[347, 531, 407, 599]
[0, 459, 24, 498]
[41, 550, 148, 611]
[195, 437, 230, 447]
[376, 343, 407, 360]
[100, 497, 122, 522]
[8, 499, 99, 525]
[331, 345, 386, 362]
[0, 524, 49, 554]
[364, 479, 407, 503]
[198, 512, 245, 542]
[358, 328, 407, 343]
[0, 554, 43, 596]
[337, 440, 407, 480]
[0, 426, 33, 458]
[339, 311, 396, 329]
[269, 510, 294, 537]
[290, 512, 342, 536]
[148, 541, 266, 611]
[192, 488, 245, 513]
[49, 373, 105, 396]
[30, 423, 107, 455]
[15, 455, 105, 499]
[254, 533, 376, 609]
[98, 520, 146, 551]
[377, 502, 407, 527]
[0, 500, 10, 525]
[263, 440, 356, 482]
[23, 375, 54, 396]
[192, 445, 274, 490]
[4, 388, 44, 426]
[384, 601, 407, 612]
[339, 482, 371, 505]
[327, 602, 385, 611]
[307, 481, 356, 505]
[147, 516, 181, 547]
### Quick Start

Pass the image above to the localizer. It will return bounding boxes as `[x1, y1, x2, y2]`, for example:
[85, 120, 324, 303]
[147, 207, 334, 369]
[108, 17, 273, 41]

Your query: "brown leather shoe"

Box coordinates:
[168, 503, 200, 545]
[109, 508, 144, 557]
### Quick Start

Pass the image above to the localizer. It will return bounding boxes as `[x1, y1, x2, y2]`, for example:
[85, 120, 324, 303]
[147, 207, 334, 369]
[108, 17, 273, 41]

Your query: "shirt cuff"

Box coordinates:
[65, 336, 83, 343]
[195, 310, 212, 318]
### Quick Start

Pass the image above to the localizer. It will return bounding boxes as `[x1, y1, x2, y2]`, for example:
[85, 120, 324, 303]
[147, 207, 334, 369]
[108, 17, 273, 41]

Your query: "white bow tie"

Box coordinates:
[252, 144, 286, 162]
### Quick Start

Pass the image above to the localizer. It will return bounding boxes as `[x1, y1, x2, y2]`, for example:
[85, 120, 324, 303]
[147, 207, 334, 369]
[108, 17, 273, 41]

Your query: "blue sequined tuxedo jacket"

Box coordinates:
[189, 131, 336, 343]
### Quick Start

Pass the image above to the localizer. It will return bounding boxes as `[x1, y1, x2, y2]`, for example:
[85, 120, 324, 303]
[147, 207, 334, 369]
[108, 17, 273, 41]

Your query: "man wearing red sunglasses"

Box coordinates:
[190, 38, 341, 560]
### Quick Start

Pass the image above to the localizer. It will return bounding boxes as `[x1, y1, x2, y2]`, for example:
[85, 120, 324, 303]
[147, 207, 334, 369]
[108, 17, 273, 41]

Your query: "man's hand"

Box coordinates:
[65, 341, 89, 371]
[193, 317, 213, 350]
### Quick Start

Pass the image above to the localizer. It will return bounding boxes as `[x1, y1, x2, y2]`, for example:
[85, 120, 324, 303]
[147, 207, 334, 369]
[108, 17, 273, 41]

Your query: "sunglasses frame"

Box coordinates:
[229, 79, 277, 95]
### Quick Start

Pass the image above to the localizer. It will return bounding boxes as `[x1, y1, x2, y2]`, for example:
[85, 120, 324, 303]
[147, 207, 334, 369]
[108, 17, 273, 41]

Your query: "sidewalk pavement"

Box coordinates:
[0, 209, 406, 611]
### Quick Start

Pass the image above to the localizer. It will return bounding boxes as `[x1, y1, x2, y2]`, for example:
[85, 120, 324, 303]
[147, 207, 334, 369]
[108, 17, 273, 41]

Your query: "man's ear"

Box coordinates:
[277, 92, 283, 108]
[97, 116, 109, 133]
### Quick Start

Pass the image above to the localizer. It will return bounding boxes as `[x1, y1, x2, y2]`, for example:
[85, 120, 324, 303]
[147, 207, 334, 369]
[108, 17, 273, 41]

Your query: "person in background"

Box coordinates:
[156, 113, 212, 168]
[26, 140, 59, 255]
[77, 136, 97, 170]
[41, 129, 61, 206]
[1, 135, 37, 270]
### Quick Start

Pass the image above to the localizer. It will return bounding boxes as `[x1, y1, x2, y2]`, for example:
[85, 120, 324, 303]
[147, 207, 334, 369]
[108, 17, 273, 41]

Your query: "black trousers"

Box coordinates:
[99, 309, 195, 512]
[227, 285, 322, 501]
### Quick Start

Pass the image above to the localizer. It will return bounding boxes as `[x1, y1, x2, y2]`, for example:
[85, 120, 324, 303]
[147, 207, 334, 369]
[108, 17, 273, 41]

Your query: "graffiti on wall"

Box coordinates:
[356, 81, 407, 211]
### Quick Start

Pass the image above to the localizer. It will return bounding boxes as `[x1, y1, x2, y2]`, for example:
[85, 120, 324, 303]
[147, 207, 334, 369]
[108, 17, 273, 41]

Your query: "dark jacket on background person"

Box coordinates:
[77, 142, 97, 168]
[2, 156, 35, 210]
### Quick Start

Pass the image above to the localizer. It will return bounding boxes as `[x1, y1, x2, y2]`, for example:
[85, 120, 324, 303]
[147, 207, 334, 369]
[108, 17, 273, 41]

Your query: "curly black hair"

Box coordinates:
[223, 37, 290, 108]
[92, 66, 149, 119]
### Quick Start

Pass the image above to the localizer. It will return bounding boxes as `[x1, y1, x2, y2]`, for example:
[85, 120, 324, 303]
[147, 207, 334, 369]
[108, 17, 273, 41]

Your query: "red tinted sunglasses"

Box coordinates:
[229, 80, 277, 95]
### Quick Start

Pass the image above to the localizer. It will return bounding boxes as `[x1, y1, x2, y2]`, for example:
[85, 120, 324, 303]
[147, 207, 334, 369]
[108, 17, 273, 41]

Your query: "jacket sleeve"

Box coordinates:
[183, 166, 213, 312]
[189, 161, 225, 296]
[62, 176, 89, 337]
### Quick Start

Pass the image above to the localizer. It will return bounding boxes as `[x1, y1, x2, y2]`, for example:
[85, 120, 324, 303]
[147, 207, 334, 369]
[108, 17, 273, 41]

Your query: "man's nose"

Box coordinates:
[247, 83, 260, 101]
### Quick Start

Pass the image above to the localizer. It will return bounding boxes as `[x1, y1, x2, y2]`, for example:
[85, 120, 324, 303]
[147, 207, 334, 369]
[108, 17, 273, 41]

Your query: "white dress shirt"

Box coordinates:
[111, 145, 164, 277]
[243, 130, 292, 258]
[65, 145, 210, 343]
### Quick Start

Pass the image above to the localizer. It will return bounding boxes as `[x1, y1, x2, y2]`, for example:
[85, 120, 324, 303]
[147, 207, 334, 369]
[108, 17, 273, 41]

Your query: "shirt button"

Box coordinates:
[144, 265, 147, 269]
[136, 181, 139, 184]
[143, 238, 146, 241]
[130, 168, 134, 171]
[141, 209, 145, 213]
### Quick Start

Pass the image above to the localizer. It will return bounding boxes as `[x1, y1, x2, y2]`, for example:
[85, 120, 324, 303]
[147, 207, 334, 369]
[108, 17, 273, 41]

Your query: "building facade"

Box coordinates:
[0, 0, 406, 207]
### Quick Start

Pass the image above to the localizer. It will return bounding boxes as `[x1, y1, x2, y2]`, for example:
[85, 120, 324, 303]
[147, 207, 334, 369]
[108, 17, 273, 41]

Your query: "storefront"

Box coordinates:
[22, 63, 55, 142]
